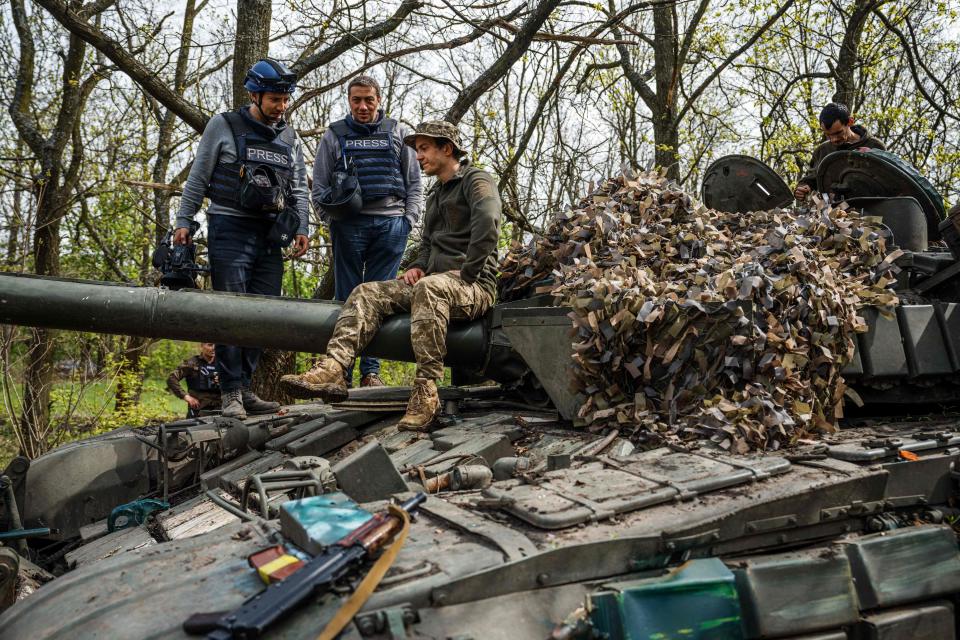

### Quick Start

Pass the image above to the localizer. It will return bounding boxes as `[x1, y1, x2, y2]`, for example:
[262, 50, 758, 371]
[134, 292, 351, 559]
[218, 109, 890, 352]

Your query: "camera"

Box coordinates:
[152, 222, 209, 290]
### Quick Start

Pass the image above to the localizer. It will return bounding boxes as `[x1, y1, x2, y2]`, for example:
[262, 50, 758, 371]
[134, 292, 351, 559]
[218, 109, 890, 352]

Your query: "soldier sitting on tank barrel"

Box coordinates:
[281, 121, 502, 431]
[167, 342, 221, 418]
[793, 102, 886, 200]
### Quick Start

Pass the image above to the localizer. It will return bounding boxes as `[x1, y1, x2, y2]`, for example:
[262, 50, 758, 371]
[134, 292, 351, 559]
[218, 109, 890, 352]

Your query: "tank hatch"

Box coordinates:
[701, 154, 793, 213]
[817, 149, 945, 240]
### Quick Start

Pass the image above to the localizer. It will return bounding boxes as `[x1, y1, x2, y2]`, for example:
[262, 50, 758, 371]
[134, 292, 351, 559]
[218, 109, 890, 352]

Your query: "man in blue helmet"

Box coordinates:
[312, 75, 423, 388]
[174, 58, 310, 419]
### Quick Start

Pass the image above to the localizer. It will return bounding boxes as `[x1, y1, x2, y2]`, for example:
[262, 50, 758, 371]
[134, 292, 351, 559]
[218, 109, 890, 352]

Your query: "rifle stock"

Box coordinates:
[185, 493, 426, 639]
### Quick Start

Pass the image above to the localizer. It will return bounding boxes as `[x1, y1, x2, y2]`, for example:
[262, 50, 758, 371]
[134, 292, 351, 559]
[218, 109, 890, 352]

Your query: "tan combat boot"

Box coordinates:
[280, 357, 349, 403]
[398, 378, 440, 431]
[360, 373, 385, 387]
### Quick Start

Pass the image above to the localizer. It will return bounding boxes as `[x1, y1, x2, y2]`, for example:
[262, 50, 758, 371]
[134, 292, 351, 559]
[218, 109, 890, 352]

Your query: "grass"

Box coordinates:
[0, 359, 449, 470]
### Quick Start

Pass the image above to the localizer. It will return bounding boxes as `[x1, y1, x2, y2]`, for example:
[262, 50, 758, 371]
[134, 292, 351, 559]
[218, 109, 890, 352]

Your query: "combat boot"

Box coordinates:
[280, 357, 349, 403]
[360, 373, 385, 387]
[221, 388, 247, 419]
[398, 378, 439, 431]
[242, 389, 280, 414]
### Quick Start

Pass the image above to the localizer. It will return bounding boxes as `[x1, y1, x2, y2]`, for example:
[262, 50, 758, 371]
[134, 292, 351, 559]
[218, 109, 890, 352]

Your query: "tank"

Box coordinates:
[2, 151, 960, 639]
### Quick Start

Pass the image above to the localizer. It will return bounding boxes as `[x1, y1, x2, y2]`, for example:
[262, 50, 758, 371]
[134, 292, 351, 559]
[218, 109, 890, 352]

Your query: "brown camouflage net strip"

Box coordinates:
[499, 172, 900, 452]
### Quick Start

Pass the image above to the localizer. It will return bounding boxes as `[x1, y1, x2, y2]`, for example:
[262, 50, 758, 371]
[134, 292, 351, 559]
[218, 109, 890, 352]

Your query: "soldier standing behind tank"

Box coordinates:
[167, 342, 221, 418]
[173, 59, 310, 419]
[283, 121, 500, 432]
[793, 102, 886, 200]
[312, 75, 423, 388]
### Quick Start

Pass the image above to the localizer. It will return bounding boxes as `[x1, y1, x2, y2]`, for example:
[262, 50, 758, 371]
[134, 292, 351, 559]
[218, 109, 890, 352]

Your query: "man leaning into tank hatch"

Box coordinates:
[793, 102, 886, 201]
[173, 58, 310, 419]
[281, 121, 500, 432]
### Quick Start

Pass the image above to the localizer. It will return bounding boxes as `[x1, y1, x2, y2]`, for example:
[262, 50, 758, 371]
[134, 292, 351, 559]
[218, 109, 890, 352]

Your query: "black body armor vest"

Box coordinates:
[207, 110, 297, 217]
[186, 361, 219, 392]
[329, 117, 406, 203]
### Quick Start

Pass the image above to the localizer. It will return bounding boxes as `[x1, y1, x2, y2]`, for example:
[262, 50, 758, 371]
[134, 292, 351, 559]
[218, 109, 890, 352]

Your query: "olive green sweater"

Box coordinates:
[411, 162, 502, 298]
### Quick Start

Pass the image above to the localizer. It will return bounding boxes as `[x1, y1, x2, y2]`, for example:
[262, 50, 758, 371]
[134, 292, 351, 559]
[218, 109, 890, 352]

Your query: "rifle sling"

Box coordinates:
[316, 504, 411, 640]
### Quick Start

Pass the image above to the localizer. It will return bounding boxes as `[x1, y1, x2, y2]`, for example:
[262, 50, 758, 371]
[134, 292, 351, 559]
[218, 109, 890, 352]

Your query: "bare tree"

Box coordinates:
[612, 0, 795, 181]
[8, 0, 111, 453]
[444, 0, 563, 124]
[739, 0, 960, 198]
[832, 0, 888, 108]
[233, 0, 272, 108]
[33, 0, 210, 132]
[36, 0, 424, 134]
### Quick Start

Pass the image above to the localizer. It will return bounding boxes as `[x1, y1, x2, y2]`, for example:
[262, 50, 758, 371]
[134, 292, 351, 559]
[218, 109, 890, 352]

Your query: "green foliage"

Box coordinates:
[0, 376, 182, 469]
[100, 377, 181, 431]
[351, 360, 415, 387]
[142, 340, 195, 379]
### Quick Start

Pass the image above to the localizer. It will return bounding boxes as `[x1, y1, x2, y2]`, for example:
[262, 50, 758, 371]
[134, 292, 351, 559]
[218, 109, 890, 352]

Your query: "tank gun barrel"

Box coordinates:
[0, 273, 488, 370]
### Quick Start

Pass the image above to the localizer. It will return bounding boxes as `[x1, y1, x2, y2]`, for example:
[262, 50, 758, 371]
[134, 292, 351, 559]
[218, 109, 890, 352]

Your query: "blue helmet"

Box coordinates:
[244, 58, 297, 94]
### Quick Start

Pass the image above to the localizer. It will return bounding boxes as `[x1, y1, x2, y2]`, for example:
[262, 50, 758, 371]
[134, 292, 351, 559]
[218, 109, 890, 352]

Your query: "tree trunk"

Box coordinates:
[651, 3, 681, 181]
[250, 350, 297, 403]
[614, 2, 683, 181]
[31, 179, 62, 277]
[20, 184, 65, 453]
[6, 183, 22, 268]
[832, 0, 881, 109]
[653, 111, 681, 181]
[20, 328, 55, 458]
[232, 0, 272, 109]
[10, 0, 106, 456]
[313, 266, 335, 301]
[232, 0, 293, 401]
[95, 337, 111, 375]
[153, 0, 197, 237]
[262, 267, 336, 399]
[114, 104, 156, 411]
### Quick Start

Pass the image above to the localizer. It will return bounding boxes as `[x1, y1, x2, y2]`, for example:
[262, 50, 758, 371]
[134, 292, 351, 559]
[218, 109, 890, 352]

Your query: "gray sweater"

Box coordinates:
[311, 117, 422, 226]
[176, 108, 310, 236]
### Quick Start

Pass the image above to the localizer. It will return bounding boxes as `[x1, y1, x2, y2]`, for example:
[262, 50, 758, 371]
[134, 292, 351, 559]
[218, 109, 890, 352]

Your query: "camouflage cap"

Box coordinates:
[403, 121, 466, 157]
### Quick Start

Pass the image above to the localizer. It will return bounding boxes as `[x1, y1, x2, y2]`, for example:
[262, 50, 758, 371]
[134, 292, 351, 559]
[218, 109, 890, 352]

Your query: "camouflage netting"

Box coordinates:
[499, 171, 901, 452]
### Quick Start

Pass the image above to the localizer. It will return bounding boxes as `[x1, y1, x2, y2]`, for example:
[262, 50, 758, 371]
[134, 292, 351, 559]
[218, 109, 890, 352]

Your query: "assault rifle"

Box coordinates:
[184, 493, 426, 639]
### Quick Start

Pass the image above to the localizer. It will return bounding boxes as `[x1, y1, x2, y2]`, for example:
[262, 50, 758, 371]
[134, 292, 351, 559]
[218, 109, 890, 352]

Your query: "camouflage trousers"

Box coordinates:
[325, 272, 493, 381]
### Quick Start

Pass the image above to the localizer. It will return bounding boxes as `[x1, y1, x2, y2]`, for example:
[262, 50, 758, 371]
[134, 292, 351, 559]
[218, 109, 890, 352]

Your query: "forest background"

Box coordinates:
[1, 0, 958, 466]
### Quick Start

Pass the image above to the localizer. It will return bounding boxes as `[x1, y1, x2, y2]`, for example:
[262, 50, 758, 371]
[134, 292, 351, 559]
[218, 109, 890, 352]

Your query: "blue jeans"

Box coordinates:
[330, 215, 409, 377]
[208, 214, 284, 392]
